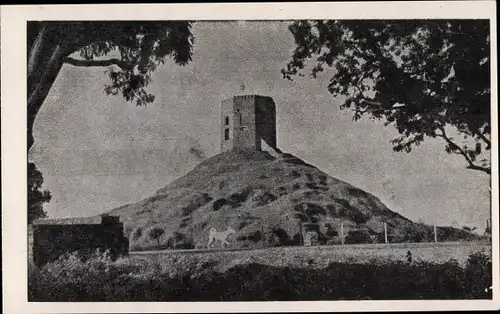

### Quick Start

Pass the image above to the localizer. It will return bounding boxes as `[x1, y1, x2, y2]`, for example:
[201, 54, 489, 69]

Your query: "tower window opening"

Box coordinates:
[236, 109, 242, 125]
[224, 128, 230, 140]
[225, 116, 229, 125]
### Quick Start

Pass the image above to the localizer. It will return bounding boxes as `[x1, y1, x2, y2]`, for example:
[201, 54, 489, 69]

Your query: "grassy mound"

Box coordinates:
[107, 150, 479, 251]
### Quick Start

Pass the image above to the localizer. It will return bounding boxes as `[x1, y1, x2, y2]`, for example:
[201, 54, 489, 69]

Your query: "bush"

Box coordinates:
[132, 227, 143, 240]
[329, 198, 370, 223]
[326, 203, 340, 215]
[295, 203, 326, 216]
[168, 232, 195, 249]
[345, 230, 372, 244]
[306, 173, 314, 182]
[29, 251, 492, 301]
[252, 192, 278, 207]
[401, 225, 431, 243]
[351, 211, 370, 224]
[29, 249, 152, 301]
[290, 170, 301, 178]
[266, 227, 300, 247]
[237, 230, 262, 243]
[464, 251, 492, 298]
[305, 182, 328, 191]
[237, 220, 252, 229]
[212, 198, 228, 211]
[318, 175, 328, 185]
[346, 187, 369, 198]
[276, 186, 288, 196]
[148, 227, 164, 245]
[324, 223, 338, 237]
[227, 188, 253, 208]
[182, 193, 213, 216]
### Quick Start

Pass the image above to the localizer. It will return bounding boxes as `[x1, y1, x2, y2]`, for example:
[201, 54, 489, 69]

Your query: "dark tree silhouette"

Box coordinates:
[484, 220, 491, 238]
[28, 162, 51, 223]
[148, 227, 165, 246]
[283, 20, 490, 174]
[462, 225, 477, 232]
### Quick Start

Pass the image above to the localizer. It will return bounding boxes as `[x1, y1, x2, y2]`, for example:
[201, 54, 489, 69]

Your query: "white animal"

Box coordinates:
[207, 227, 236, 249]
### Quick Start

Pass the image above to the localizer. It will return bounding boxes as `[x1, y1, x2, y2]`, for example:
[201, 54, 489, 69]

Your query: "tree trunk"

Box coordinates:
[27, 23, 72, 152]
[28, 51, 65, 152]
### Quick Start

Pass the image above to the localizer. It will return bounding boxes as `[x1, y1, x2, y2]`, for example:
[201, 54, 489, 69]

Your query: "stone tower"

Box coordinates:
[221, 95, 276, 152]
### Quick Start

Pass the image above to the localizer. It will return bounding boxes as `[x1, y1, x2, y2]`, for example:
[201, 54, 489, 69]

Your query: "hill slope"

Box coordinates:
[108, 150, 474, 250]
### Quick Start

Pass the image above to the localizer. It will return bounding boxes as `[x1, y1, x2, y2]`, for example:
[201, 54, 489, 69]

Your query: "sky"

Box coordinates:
[29, 21, 491, 232]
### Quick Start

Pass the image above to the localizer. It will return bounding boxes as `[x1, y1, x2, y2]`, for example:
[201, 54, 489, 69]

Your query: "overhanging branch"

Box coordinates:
[360, 98, 383, 107]
[436, 126, 491, 175]
[63, 57, 135, 71]
[477, 132, 491, 150]
[138, 34, 156, 74]
[466, 164, 491, 174]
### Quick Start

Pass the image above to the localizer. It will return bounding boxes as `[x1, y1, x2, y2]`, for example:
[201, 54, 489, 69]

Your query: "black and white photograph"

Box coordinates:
[1, 2, 499, 312]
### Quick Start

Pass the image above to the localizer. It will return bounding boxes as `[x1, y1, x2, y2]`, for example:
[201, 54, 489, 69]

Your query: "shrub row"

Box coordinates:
[29, 250, 492, 301]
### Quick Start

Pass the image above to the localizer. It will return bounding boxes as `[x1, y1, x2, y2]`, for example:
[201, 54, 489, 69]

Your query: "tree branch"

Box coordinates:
[436, 126, 491, 175]
[477, 132, 491, 150]
[360, 98, 383, 107]
[28, 24, 48, 77]
[465, 163, 491, 174]
[28, 44, 68, 151]
[138, 34, 157, 74]
[63, 57, 135, 71]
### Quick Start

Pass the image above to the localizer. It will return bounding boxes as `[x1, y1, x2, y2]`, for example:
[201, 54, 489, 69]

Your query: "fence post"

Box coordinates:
[192, 224, 197, 250]
[261, 221, 265, 249]
[384, 222, 388, 244]
[486, 219, 491, 243]
[299, 222, 304, 246]
[340, 222, 344, 245]
[434, 223, 438, 243]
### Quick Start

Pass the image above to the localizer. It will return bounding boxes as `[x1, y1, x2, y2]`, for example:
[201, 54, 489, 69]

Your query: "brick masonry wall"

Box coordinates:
[221, 95, 276, 153]
[233, 95, 257, 151]
[255, 96, 277, 150]
[221, 98, 235, 152]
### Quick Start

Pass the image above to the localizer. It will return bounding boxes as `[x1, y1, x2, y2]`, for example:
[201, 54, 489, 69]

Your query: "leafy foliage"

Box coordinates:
[345, 229, 373, 244]
[283, 20, 490, 174]
[484, 219, 491, 238]
[29, 251, 492, 301]
[461, 225, 477, 232]
[28, 21, 194, 110]
[27, 22, 195, 221]
[148, 227, 165, 246]
[28, 162, 51, 223]
[400, 224, 433, 243]
[132, 227, 143, 240]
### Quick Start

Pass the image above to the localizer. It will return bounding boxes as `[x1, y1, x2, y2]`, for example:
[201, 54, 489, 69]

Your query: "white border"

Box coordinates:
[1, 2, 498, 313]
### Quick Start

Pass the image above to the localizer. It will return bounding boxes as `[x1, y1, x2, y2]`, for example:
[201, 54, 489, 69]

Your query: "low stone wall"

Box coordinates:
[29, 215, 129, 267]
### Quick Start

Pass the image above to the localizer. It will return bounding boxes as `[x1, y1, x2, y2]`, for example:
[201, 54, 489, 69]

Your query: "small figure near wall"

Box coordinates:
[207, 227, 236, 249]
[406, 250, 413, 265]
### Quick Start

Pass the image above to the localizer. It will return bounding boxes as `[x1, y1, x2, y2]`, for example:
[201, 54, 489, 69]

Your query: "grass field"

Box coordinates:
[131, 241, 492, 270]
[29, 241, 492, 301]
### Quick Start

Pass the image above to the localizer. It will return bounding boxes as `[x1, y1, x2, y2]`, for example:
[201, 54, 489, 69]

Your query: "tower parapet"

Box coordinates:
[221, 95, 276, 152]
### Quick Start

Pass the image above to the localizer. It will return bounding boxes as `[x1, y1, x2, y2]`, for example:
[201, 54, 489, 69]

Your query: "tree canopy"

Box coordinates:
[28, 21, 194, 151]
[27, 21, 195, 221]
[282, 20, 491, 174]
